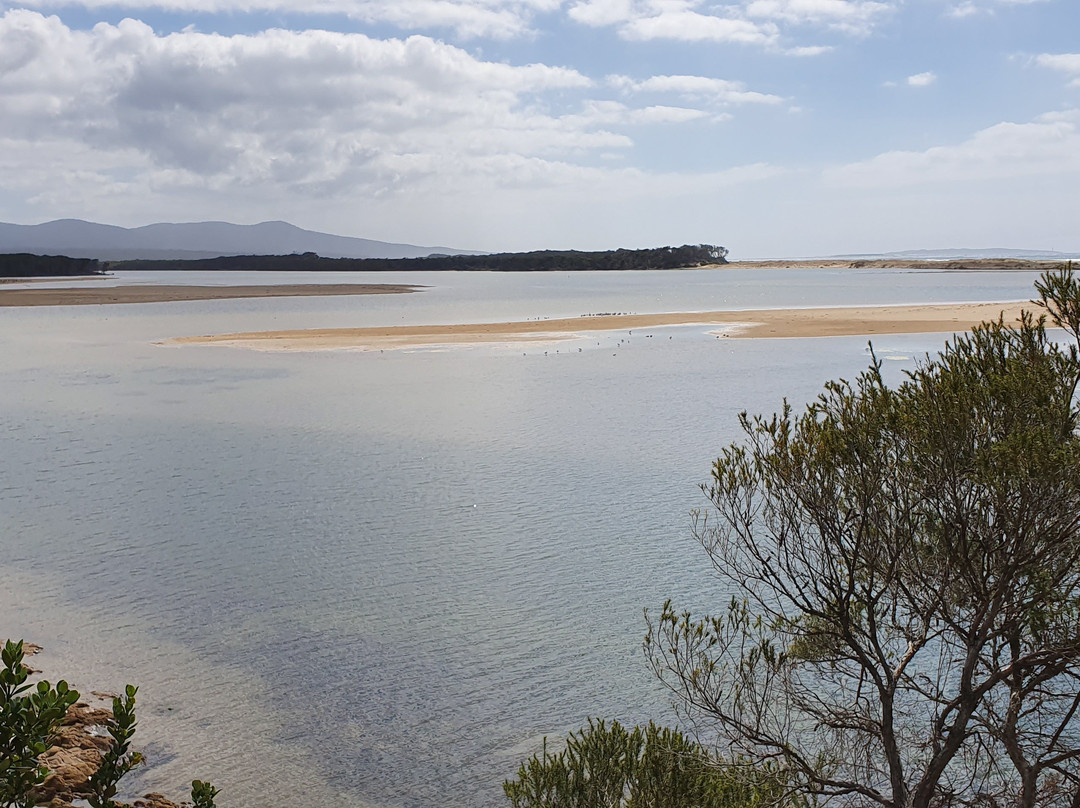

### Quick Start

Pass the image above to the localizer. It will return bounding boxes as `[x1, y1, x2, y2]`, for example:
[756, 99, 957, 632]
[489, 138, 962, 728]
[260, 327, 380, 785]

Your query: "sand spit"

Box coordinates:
[728, 258, 1067, 271]
[162, 301, 1034, 352]
[0, 275, 106, 285]
[0, 283, 420, 307]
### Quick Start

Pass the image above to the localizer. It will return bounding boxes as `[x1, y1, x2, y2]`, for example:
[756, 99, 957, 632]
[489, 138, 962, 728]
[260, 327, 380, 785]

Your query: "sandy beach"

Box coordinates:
[162, 300, 1034, 351]
[0, 282, 419, 306]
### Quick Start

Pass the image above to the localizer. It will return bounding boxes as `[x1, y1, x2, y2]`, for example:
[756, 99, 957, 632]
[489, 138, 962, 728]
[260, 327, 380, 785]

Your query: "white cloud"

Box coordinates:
[618, 9, 780, 46]
[609, 73, 785, 105]
[784, 44, 833, 56]
[553, 98, 710, 127]
[945, 0, 1052, 18]
[567, 0, 890, 46]
[7, 0, 562, 39]
[744, 0, 894, 35]
[826, 110, 1080, 188]
[945, 2, 979, 18]
[0, 9, 626, 197]
[1037, 53, 1080, 87]
[12, 0, 894, 44]
[628, 105, 709, 123]
[0, 7, 792, 237]
[565, 0, 633, 25]
[907, 71, 937, 87]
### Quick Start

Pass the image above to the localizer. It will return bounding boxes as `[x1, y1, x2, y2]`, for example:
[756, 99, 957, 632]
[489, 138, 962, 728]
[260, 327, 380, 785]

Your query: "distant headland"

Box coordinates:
[101, 244, 729, 272]
[0, 244, 728, 277]
[0, 253, 105, 278]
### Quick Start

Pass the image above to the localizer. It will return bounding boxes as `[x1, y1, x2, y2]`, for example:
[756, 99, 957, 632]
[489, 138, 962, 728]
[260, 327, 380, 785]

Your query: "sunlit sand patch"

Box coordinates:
[159, 301, 1033, 352]
[706, 324, 758, 338]
[163, 331, 584, 353]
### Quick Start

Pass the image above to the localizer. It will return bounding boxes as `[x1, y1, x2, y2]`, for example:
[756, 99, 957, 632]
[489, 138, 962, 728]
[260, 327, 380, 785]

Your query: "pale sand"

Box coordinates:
[161, 300, 1034, 351]
[0, 275, 105, 285]
[0, 283, 419, 306]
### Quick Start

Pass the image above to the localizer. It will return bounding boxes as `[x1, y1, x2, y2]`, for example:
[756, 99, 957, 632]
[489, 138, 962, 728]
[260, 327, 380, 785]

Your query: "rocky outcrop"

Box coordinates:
[36, 703, 113, 806]
[34, 702, 183, 808]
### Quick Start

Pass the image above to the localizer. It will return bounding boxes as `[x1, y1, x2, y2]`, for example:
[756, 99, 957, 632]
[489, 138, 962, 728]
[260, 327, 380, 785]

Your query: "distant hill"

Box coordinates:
[0, 219, 476, 261]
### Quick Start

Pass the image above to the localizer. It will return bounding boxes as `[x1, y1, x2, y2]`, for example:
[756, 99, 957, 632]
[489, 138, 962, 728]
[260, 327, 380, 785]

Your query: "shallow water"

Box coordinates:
[0, 268, 1048, 807]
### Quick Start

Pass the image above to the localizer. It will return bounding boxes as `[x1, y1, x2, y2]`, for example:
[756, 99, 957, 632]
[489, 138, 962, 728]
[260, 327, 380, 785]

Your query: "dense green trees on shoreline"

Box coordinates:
[0, 244, 726, 276]
[0, 255, 103, 278]
[106, 244, 728, 272]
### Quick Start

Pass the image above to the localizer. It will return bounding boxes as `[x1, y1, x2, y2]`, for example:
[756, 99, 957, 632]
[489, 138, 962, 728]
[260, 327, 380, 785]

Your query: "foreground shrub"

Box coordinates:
[648, 265, 1080, 808]
[0, 639, 217, 808]
[0, 641, 80, 808]
[503, 718, 796, 808]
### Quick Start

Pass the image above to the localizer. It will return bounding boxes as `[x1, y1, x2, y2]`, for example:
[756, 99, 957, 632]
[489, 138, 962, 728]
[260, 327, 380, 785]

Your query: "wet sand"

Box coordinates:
[162, 300, 1033, 351]
[0, 283, 419, 306]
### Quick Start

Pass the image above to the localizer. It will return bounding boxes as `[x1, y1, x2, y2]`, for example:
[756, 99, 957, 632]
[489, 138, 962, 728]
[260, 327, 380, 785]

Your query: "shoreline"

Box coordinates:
[161, 300, 1034, 351]
[0, 282, 420, 306]
[726, 258, 1068, 271]
[11, 642, 185, 808]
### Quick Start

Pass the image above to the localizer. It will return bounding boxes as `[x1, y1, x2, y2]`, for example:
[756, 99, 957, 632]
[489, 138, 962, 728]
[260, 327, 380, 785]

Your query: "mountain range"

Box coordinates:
[0, 219, 475, 261]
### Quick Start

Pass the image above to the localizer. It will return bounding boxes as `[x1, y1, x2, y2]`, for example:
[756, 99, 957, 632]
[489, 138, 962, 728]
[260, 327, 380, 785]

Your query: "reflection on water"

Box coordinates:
[0, 269, 1047, 807]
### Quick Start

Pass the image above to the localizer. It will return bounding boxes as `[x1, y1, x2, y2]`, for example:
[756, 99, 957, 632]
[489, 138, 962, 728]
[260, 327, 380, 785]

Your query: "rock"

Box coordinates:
[22, 642, 43, 673]
[33, 702, 182, 808]
[14, 647, 187, 808]
[35, 703, 112, 805]
[133, 793, 183, 808]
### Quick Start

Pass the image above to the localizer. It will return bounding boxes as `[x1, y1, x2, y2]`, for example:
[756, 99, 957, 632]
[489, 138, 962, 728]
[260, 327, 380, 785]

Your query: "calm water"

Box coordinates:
[0, 268, 1047, 807]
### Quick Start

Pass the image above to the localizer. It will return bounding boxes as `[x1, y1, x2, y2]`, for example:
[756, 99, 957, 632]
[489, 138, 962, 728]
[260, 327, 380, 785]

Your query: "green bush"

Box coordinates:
[503, 718, 797, 808]
[0, 640, 80, 808]
[0, 639, 217, 808]
[87, 685, 143, 808]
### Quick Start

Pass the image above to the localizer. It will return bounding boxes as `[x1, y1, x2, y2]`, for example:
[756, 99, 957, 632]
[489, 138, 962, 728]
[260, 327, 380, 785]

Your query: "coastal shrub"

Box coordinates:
[191, 780, 219, 808]
[647, 264, 1080, 808]
[87, 685, 143, 808]
[0, 639, 217, 808]
[0, 640, 80, 808]
[503, 718, 795, 808]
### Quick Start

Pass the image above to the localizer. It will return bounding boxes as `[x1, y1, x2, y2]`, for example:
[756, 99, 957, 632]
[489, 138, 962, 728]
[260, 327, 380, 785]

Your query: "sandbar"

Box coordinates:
[727, 258, 1065, 271]
[161, 300, 1034, 351]
[0, 283, 419, 307]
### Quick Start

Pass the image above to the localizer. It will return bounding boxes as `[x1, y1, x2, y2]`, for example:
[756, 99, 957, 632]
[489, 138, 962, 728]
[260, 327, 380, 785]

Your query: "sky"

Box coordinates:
[0, 0, 1077, 257]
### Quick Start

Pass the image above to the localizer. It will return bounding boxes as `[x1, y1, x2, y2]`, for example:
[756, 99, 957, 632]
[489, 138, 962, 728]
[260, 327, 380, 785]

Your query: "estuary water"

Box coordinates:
[0, 267, 1048, 808]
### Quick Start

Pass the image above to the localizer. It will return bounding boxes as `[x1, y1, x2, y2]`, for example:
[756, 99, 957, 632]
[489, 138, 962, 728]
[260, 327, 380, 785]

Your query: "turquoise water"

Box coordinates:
[0, 268, 1048, 807]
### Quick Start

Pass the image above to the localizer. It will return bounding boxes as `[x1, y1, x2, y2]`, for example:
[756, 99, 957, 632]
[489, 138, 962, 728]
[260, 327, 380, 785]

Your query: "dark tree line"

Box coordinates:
[105, 244, 728, 272]
[0, 254, 103, 278]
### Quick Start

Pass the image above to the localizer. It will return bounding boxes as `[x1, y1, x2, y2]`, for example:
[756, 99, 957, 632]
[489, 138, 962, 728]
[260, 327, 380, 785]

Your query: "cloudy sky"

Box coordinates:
[0, 0, 1077, 256]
